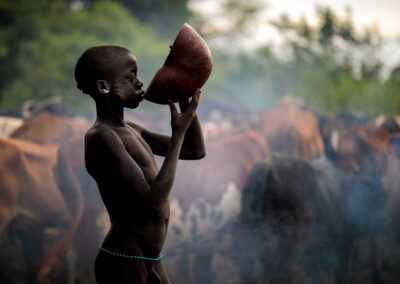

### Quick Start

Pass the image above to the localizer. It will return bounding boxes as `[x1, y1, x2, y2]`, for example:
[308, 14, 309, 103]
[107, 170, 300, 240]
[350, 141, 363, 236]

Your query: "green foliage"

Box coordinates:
[266, 6, 400, 116]
[1, 1, 399, 119]
[318, 7, 336, 45]
[190, 0, 267, 43]
[203, 5, 400, 117]
[0, 0, 169, 116]
[113, 0, 191, 35]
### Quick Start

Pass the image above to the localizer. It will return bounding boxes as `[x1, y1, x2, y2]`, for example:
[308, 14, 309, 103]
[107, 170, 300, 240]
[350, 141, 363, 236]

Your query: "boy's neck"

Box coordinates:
[95, 97, 125, 127]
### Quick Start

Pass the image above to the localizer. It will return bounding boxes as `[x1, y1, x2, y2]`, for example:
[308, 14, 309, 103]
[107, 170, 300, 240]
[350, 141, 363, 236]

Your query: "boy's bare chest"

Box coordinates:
[114, 126, 158, 177]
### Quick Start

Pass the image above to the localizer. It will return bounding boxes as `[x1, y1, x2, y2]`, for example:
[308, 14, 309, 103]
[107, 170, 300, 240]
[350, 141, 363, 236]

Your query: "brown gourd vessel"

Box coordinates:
[144, 23, 213, 104]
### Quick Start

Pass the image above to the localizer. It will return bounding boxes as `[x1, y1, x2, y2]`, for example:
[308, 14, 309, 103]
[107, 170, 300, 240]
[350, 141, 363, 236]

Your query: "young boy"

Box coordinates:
[75, 46, 205, 283]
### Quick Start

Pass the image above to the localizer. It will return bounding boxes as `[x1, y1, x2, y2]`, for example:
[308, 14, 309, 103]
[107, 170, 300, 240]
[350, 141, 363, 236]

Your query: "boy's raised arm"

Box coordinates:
[128, 89, 206, 159]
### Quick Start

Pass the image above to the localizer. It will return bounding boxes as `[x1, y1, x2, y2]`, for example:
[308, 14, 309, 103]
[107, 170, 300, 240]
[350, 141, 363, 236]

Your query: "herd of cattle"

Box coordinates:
[1, 99, 400, 284]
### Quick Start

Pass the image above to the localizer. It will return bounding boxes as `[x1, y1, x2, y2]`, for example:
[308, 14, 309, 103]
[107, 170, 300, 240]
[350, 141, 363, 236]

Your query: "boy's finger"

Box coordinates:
[179, 98, 190, 111]
[189, 90, 200, 110]
[168, 100, 178, 116]
[194, 88, 201, 97]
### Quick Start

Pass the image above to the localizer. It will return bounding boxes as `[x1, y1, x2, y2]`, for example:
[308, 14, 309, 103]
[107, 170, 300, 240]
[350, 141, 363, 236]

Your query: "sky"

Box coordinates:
[241, 0, 400, 47]
[189, 0, 400, 72]
[265, 0, 400, 72]
[267, 0, 400, 38]
[190, 0, 400, 45]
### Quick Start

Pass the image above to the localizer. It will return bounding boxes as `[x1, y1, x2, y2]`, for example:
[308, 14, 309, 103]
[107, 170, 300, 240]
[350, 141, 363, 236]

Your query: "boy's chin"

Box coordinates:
[125, 101, 140, 109]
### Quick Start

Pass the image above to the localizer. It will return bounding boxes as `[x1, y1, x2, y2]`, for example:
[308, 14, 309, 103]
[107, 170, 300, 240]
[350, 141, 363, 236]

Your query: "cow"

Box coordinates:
[0, 137, 72, 283]
[337, 122, 400, 222]
[236, 155, 345, 283]
[11, 112, 88, 145]
[337, 122, 400, 283]
[44, 135, 99, 284]
[259, 101, 324, 161]
[0, 112, 90, 283]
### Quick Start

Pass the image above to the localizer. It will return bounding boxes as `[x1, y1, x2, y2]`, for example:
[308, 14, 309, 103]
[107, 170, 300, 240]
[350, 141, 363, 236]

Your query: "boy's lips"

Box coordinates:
[135, 89, 146, 99]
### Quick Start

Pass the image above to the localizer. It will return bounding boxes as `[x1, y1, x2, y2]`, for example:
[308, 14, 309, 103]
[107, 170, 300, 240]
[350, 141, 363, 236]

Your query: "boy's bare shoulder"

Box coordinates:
[125, 120, 144, 134]
[85, 123, 121, 149]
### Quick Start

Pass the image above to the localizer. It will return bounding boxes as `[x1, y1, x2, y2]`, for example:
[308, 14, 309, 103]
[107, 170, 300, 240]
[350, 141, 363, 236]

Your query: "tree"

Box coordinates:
[265, 6, 391, 114]
[0, 0, 169, 116]
[189, 0, 268, 46]
[116, 0, 190, 33]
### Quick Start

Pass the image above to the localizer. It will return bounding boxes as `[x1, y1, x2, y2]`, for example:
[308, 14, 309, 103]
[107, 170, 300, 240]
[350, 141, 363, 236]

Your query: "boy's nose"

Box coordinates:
[137, 80, 143, 88]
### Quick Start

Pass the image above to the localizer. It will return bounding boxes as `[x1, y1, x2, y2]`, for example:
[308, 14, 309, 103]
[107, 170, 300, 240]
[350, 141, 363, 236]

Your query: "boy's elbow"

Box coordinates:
[181, 150, 206, 160]
[193, 150, 206, 160]
[195, 151, 206, 160]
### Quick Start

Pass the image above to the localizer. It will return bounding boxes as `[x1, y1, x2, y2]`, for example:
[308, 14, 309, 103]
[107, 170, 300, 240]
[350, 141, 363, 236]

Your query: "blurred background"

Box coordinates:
[1, 0, 400, 283]
[1, 0, 399, 117]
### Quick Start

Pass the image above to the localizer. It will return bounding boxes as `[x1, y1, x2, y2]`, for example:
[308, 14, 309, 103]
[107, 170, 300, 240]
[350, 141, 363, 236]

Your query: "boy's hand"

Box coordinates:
[168, 89, 200, 134]
[179, 88, 201, 112]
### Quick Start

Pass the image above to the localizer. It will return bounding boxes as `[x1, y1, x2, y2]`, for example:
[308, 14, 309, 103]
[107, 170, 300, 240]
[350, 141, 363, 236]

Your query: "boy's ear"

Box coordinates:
[96, 80, 111, 94]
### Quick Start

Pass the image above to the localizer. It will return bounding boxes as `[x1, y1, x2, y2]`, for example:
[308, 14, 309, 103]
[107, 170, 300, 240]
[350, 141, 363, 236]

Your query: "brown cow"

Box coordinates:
[1, 112, 90, 283]
[51, 135, 104, 284]
[259, 101, 324, 161]
[0, 137, 70, 236]
[0, 137, 72, 283]
[336, 122, 400, 283]
[37, 135, 86, 284]
[337, 122, 400, 222]
[11, 112, 88, 145]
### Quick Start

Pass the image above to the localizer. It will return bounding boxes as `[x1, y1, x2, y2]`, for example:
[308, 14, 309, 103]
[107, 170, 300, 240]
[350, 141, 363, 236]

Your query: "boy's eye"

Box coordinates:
[129, 76, 135, 81]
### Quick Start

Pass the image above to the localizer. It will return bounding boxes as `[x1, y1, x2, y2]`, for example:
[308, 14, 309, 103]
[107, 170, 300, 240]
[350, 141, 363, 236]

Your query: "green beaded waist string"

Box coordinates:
[99, 245, 163, 261]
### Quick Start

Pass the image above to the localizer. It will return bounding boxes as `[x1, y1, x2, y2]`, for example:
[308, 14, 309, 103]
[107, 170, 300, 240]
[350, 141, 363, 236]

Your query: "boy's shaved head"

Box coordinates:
[75, 45, 132, 95]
